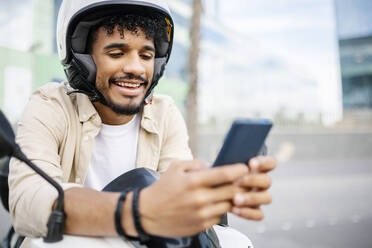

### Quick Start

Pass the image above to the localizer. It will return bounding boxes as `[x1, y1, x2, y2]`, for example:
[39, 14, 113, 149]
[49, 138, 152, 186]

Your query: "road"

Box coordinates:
[229, 159, 372, 248]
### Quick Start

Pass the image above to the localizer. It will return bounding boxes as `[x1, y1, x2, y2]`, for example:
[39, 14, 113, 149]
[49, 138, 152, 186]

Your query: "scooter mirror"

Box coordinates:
[0, 110, 16, 159]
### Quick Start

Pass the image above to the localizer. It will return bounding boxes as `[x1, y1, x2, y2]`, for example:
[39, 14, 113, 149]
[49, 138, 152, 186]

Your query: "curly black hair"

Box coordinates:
[86, 14, 168, 54]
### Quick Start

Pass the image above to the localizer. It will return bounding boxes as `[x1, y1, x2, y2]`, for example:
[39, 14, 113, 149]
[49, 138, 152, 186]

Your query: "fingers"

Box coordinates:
[233, 191, 272, 207]
[249, 156, 276, 173]
[196, 203, 231, 230]
[189, 164, 248, 187]
[232, 207, 264, 220]
[236, 174, 272, 190]
[201, 217, 223, 230]
[194, 184, 243, 206]
[199, 202, 232, 219]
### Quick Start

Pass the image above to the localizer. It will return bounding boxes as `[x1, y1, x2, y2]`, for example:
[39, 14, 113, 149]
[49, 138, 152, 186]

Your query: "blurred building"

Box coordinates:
[338, 36, 372, 108]
[334, 0, 372, 126]
[0, 0, 64, 124]
[335, 0, 372, 109]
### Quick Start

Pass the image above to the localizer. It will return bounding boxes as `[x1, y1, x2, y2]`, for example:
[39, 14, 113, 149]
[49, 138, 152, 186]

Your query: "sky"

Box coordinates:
[197, 0, 344, 125]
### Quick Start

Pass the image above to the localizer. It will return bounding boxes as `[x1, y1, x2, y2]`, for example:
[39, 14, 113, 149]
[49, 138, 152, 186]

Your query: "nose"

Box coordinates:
[122, 52, 146, 76]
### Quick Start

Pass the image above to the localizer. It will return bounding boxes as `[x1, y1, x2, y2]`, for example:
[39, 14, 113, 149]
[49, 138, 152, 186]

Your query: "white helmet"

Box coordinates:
[56, 0, 174, 103]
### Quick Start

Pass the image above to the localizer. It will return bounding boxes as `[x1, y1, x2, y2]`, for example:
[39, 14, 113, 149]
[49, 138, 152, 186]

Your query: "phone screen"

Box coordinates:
[213, 119, 272, 167]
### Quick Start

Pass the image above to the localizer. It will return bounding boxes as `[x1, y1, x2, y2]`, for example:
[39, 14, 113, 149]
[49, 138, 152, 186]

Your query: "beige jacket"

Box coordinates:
[8, 82, 192, 237]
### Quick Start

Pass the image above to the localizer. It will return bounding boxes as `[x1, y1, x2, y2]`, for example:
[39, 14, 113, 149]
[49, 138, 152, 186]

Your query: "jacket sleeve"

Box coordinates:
[157, 100, 193, 173]
[8, 91, 80, 237]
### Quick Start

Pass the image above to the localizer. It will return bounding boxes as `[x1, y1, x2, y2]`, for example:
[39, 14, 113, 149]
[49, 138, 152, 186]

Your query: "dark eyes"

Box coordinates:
[140, 54, 153, 60]
[108, 53, 153, 60]
[108, 53, 123, 58]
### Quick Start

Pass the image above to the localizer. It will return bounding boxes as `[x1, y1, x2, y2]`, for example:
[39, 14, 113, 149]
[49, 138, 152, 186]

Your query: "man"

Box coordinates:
[9, 0, 275, 245]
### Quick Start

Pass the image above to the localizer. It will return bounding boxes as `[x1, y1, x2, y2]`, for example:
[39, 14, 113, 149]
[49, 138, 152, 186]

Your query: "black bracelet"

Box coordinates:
[132, 188, 151, 244]
[114, 190, 137, 241]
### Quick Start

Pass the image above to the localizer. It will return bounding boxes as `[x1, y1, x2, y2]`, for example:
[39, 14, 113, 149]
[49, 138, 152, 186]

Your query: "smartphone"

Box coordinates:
[213, 119, 273, 167]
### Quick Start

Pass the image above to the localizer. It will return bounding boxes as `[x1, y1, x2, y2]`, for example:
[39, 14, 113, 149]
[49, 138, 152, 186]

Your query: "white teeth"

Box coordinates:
[116, 82, 140, 88]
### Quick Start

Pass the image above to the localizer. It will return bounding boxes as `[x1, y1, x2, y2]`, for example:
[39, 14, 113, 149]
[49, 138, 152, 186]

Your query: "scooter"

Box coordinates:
[0, 110, 252, 248]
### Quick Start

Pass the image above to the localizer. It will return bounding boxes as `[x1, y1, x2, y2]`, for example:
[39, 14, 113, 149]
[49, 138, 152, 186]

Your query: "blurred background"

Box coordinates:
[0, 0, 371, 247]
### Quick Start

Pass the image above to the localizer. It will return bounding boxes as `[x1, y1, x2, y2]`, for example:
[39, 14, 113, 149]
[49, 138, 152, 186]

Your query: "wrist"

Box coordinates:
[121, 192, 138, 237]
[138, 187, 157, 236]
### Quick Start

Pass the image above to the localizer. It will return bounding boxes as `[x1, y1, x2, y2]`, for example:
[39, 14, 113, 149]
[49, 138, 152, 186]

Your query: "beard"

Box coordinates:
[97, 75, 150, 116]
[104, 95, 146, 115]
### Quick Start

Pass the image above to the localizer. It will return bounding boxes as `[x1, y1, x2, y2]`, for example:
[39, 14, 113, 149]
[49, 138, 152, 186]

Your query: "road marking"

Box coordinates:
[274, 141, 295, 163]
[281, 222, 292, 231]
[305, 219, 316, 228]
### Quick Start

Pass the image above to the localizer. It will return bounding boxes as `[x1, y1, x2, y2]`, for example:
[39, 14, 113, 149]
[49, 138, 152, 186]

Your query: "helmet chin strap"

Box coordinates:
[144, 90, 154, 104]
[142, 56, 167, 104]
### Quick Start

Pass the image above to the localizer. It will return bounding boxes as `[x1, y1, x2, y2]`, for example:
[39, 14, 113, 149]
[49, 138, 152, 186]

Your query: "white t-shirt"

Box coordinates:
[84, 114, 141, 190]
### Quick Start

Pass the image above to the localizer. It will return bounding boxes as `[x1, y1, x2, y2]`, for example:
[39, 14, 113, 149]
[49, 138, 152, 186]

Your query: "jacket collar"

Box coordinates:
[141, 103, 159, 134]
[76, 93, 100, 124]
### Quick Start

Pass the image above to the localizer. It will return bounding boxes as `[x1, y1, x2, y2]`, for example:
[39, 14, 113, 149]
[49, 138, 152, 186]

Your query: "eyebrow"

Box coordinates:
[103, 43, 128, 50]
[103, 43, 155, 53]
[143, 45, 155, 53]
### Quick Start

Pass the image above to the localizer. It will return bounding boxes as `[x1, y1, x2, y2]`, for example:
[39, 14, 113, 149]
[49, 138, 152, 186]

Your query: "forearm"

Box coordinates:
[62, 187, 138, 237]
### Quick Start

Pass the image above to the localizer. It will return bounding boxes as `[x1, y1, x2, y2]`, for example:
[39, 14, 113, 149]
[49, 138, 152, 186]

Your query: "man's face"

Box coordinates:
[91, 26, 155, 116]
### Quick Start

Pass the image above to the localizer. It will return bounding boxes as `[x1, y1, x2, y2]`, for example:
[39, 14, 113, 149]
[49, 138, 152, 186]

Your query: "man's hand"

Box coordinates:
[232, 156, 276, 220]
[61, 158, 274, 239]
[139, 160, 248, 237]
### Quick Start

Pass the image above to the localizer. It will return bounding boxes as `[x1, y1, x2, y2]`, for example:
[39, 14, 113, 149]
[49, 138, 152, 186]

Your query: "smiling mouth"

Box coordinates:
[109, 75, 148, 90]
[114, 81, 142, 88]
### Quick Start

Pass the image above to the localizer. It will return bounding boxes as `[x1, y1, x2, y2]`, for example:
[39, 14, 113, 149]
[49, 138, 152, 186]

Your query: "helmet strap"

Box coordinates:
[144, 90, 153, 104]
